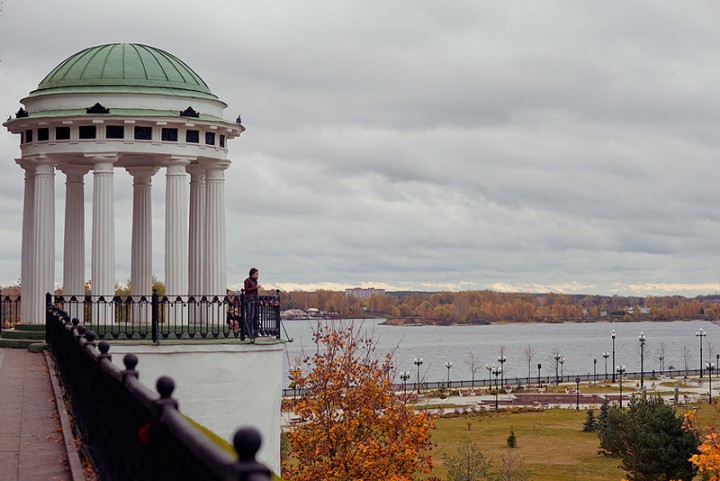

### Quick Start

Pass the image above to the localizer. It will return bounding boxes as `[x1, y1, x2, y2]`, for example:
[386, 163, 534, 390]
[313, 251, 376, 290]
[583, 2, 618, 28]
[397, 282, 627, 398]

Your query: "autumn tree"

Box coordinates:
[465, 352, 481, 387]
[691, 427, 720, 479]
[442, 438, 493, 481]
[494, 448, 531, 481]
[523, 344, 535, 379]
[282, 321, 435, 481]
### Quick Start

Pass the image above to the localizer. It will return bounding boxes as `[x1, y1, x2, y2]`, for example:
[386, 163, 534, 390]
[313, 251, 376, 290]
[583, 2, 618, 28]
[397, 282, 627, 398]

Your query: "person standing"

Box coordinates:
[244, 268, 261, 339]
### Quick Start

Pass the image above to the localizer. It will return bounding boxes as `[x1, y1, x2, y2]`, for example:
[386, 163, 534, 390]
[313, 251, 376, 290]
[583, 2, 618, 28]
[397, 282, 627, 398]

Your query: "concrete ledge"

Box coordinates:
[1, 329, 46, 340]
[0, 338, 36, 349]
[14, 323, 47, 331]
[28, 342, 48, 352]
[44, 351, 87, 481]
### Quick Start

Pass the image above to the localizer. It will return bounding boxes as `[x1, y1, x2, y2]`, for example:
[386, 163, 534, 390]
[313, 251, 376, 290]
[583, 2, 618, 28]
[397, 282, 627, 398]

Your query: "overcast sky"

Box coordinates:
[2, 1, 720, 297]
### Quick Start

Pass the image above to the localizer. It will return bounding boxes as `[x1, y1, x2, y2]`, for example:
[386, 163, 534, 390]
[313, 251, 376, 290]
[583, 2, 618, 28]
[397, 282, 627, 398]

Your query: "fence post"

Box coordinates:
[273, 289, 281, 339]
[151, 289, 159, 344]
[240, 290, 247, 341]
[45, 292, 52, 342]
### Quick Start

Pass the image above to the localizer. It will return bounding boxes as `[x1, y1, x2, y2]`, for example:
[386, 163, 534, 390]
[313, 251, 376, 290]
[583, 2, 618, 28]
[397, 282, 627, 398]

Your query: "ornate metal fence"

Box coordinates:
[46, 306, 273, 481]
[51, 291, 281, 343]
[0, 293, 21, 327]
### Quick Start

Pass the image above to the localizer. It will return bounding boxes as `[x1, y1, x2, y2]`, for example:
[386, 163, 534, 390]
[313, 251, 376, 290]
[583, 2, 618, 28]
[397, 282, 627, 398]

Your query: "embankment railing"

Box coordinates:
[284, 370, 703, 397]
[46, 305, 273, 481]
[50, 290, 281, 343]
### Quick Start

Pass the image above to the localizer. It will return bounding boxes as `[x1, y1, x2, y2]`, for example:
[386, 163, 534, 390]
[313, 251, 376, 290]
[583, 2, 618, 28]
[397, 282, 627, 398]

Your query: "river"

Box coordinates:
[280, 319, 719, 386]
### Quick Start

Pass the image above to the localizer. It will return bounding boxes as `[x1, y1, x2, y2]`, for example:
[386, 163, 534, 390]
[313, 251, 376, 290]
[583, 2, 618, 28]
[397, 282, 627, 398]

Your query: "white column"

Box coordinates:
[165, 157, 191, 297]
[202, 161, 230, 297]
[16, 159, 35, 324]
[31, 157, 56, 324]
[187, 164, 206, 298]
[126, 167, 158, 297]
[90, 156, 117, 300]
[59, 165, 91, 298]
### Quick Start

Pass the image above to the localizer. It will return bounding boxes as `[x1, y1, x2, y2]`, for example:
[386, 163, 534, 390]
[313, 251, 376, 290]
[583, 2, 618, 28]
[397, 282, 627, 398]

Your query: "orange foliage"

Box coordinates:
[689, 408, 720, 480]
[282, 321, 435, 481]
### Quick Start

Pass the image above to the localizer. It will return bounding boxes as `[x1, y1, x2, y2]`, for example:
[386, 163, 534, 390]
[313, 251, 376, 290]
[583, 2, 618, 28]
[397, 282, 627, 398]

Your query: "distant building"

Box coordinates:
[345, 287, 386, 299]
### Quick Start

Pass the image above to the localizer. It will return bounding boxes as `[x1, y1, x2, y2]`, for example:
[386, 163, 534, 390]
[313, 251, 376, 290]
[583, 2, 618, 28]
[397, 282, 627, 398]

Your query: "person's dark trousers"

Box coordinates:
[245, 299, 257, 338]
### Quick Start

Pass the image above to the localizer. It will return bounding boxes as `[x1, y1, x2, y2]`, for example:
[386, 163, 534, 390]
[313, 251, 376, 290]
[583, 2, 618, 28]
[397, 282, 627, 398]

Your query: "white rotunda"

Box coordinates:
[4, 43, 244, 323]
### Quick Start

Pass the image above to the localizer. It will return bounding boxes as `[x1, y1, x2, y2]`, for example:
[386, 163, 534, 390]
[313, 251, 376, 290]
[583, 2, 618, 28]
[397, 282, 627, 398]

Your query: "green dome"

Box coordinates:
[29, 43, 217, 99]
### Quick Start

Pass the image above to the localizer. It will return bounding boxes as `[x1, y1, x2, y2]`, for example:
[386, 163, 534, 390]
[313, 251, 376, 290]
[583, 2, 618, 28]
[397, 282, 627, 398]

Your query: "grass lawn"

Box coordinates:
[424, 401, 720, 481]
[426, 408, 624, 481]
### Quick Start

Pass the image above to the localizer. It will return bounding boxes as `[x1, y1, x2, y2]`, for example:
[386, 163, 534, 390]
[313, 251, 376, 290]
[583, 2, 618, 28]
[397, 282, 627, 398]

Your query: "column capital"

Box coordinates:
[186, 163, 206, 176]
[187, 164, 206, 185]
[57, 164, 92, 181]
[125, 166, 160, 184]
[85, 153, 119, 172]
[15, 158, 35, 173]
[165, 155, 196, 166]
[24, 154, 55, 167]
[198, 159, 230, 172]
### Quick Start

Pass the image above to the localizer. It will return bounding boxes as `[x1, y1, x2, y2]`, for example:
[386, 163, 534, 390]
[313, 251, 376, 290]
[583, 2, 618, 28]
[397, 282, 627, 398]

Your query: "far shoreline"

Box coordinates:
[378, 316, 709, 326]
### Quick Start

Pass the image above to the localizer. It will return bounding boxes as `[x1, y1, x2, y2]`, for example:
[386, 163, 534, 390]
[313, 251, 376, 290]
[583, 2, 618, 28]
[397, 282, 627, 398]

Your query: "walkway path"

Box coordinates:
[0, 348, 75, 481]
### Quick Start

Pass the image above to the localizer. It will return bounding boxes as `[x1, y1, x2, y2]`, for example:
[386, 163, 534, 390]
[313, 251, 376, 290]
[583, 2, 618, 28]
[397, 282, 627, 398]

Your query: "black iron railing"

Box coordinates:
[283, 370, 704, 397]
[46, 305, 273, 481]
[0, 294, 21, 327]
[51, 291, 281, 343]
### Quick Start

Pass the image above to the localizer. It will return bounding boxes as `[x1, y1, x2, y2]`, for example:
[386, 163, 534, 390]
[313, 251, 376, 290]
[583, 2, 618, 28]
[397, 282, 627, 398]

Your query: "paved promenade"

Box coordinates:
[0, 348, 76, 481]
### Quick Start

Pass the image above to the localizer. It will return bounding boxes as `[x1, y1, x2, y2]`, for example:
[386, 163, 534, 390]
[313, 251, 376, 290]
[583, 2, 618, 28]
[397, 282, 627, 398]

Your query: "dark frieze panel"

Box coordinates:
[86, 102, 110, 114]
[180, 106, 200, 118]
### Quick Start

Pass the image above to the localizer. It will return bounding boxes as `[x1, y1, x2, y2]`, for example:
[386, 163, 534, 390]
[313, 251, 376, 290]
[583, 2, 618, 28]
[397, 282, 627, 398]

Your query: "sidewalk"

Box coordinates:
[0, 348, 77, 481]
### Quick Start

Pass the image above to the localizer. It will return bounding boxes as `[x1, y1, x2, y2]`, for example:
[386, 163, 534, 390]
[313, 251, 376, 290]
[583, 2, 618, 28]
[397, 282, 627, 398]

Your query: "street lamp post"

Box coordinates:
[575, 377, 581, 410]
[554, 353, 562, 385]
[717, 354, 719, 379]
[616, 365, 626, 407]
[593, 358, 597, 384]
[400, 371, 410, 397]
[445, 361, 453, 387]
[602, 352, 609, 380]
[485, 363, 493, 387]
[639, 332, 646, 389]
[559, 358, 565, 382]
[658, 353, 664, 375]
[498, 355, 507, 389]
[697, 329, 707, 378]
[537, 363, 542, 385]
[492, 366, 502, 409]
[413, 358, 423, 393]
[291, 365, 300, 400]
[611, 330, 617, 383]
[707, 362, 715, 403]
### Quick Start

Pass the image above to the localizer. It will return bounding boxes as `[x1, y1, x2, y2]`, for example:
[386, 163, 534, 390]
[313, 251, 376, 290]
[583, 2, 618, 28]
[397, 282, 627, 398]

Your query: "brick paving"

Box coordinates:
[0, 348, 72, 481]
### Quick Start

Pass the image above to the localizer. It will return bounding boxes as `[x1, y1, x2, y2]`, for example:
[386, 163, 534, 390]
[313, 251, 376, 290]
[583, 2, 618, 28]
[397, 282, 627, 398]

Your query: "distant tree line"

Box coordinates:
[280, 289, 720, 323]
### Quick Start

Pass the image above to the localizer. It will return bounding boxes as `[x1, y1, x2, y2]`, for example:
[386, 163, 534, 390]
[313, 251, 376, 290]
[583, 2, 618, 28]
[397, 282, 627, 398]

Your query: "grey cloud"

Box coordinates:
[2, 1, 720, 294]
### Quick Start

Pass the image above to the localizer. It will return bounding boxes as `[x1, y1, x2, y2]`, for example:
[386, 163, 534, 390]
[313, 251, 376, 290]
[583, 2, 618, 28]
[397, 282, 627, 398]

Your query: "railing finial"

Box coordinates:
[122, 353, 139, 381]
[233, 427, 262, 461]
[156, 376, 179, 411]
[97, 341, 111, 362]
[233, 426, 272, 479]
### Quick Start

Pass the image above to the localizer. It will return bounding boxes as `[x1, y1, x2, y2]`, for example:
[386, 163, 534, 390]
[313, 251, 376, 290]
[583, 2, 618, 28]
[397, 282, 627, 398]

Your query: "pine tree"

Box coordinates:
[596, 396, 699, 481]
[507, 428, 517, 448]
[583, 409, 597, 432]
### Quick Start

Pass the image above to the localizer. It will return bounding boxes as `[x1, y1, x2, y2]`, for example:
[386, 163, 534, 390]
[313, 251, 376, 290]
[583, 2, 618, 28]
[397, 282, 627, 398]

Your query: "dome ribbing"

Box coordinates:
[29, 43, 217, 99]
